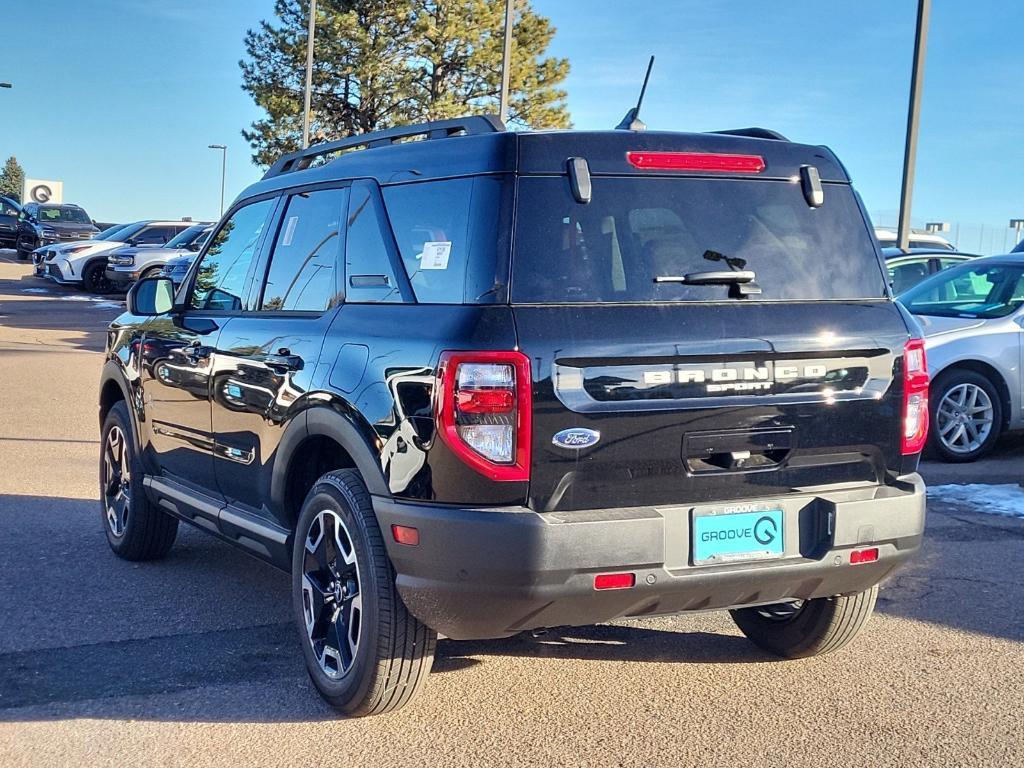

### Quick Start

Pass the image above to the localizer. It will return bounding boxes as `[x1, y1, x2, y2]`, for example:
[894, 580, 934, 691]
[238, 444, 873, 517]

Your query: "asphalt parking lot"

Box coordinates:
[0, 250, 1021, 768]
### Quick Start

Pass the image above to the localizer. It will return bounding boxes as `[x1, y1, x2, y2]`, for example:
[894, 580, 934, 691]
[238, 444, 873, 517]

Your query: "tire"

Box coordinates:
[100, 401, 178, 560]
[140, 266, 164, 281]
[82, 260, 113, 294]
[928, 368, 1002, 463]
[292, 469, 436, 716]
[15, 235, 33, 260]
[730, 585, 878, 659]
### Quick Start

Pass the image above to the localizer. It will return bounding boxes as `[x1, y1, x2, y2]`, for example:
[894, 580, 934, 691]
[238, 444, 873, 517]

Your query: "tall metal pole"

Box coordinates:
[498, 0, 514, 123]
[208, 144, 227, 217]
[302, 0, 317, 148]
[897, 0, 930, 252]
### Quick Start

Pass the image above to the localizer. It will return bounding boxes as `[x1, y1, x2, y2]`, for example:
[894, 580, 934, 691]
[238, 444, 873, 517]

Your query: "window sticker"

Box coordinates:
[420, 241, 451, 270]
[282, 216, 299, 247]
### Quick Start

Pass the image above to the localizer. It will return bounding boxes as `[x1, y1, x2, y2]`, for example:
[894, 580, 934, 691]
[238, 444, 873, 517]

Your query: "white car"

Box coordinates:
[39, 219, 195, 293]
[104, 223, 213, 291]
[875, 227, 954, 251]
[899, 253, 1024, 461]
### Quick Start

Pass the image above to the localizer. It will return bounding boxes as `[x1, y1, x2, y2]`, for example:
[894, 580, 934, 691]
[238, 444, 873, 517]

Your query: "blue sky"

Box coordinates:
[0, 1, 1020, 251]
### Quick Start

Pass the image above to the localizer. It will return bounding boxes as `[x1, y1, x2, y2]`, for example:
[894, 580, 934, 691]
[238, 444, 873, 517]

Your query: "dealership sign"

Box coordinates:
[22, 179, 63, 205]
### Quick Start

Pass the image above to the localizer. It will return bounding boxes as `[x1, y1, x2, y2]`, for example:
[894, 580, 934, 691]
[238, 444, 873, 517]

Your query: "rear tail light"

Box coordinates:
[435, 351, 532, 482]
[901, 339, 930, 455]
[626, 151, 766, 173]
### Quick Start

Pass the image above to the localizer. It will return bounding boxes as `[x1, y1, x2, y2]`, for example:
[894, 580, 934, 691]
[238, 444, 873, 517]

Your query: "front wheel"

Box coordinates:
[292, 470, 436, 716]
[730, 585, 878, 659]
[15, 235, 33, 260]
[82, 261, 113, 294]
[928, 369, 1002, 462]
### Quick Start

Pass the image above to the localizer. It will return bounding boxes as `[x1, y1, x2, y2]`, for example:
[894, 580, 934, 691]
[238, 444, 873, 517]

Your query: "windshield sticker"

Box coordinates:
[420, 241, 451, 270]
[282, 216, 299, 246]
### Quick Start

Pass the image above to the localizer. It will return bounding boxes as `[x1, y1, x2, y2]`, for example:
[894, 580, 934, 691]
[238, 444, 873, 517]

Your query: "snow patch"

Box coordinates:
[928, 484, 1024, 518]
[93, 302, 123, 309]
[21, 288, 51, 294]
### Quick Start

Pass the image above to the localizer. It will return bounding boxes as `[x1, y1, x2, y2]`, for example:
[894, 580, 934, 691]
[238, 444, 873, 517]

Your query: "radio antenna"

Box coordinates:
[615, 55, 655, 131]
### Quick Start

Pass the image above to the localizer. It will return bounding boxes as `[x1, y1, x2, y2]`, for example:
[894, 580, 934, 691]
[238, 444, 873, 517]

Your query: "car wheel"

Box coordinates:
[730, 585, 878, 659]
[928, 369, 1002, 463]
[100, 401, 179, 560]
[82, 261, 113, 294]
[15, 235, 33, 260]
[292, 469, 436, 716]
[140, 266, 164, 281]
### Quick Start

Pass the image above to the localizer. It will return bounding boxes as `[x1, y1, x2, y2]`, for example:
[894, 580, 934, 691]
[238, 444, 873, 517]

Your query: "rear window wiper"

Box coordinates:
[653, 270, 762, 298]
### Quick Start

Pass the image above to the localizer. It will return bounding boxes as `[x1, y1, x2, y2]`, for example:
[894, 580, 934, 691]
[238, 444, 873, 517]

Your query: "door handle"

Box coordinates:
[182, 341, 211, 363]
[266, 350, 303, 373]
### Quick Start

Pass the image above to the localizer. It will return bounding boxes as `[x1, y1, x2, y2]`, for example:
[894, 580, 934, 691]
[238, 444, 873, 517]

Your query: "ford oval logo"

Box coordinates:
[552, 428, 601, 450]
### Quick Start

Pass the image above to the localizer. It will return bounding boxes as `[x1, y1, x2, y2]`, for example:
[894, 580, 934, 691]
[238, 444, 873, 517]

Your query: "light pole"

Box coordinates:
[897, 0, 931, 252]
[0, 83, 12, 89]
[208, 144, 227, 218]
[302, 0, 317, 148]
[498, 0, 514, 123]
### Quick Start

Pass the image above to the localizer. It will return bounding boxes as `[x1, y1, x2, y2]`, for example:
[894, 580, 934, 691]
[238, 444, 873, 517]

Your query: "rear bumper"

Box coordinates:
[375, 475, 926, 640]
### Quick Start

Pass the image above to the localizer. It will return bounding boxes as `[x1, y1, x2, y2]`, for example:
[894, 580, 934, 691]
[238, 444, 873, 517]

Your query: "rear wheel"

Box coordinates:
[83, 260, 113, 294]
[140, 265, 164, 281]
[293, 469, 436, 716]
[730, 585, 878, 659]
[928, 369, 1002, 462]
[100, 401, 178, 560]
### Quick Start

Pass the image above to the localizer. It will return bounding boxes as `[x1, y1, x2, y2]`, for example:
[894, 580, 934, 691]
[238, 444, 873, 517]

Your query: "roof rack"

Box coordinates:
[262, 114, 506, 180]
[710, 127, 789, 142]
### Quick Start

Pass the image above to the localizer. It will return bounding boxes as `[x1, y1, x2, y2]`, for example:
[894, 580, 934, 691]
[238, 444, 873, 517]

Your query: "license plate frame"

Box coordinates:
[691, 506, 785, 565]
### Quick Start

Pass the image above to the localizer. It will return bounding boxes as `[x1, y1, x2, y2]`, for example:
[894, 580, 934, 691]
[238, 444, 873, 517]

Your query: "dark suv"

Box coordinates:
[0, 196, 20, 248]
[99, 116, 928, 716]
[15, 201, 98, 258]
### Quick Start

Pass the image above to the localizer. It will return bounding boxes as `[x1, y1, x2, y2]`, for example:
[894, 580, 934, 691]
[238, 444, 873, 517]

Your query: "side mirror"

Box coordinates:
[129, 277, 176, 316]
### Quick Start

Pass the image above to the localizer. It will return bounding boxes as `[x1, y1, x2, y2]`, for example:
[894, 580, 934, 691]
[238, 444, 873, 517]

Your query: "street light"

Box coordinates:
[0, 82, 12, 89]
[302, 0, 317, 148]
[208, 144, 227, 218]
[499, 0, 514, 124]
[897, 0, 931, 252]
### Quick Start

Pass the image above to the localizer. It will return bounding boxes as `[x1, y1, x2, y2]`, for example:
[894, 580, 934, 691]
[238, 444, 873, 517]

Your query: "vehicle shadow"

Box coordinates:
[0, 494, 1021, 723]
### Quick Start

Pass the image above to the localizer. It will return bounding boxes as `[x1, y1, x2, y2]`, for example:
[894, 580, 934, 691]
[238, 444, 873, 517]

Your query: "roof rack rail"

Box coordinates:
[262, 114, 506, 180]
[710, 127, 789, 142]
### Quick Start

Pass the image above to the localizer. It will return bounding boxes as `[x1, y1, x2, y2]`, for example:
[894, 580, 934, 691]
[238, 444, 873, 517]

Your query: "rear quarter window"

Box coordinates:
[512, 177, 886, 303]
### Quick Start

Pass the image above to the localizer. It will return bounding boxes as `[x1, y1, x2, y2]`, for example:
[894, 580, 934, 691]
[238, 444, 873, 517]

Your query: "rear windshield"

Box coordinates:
[512, 177, 886, 303]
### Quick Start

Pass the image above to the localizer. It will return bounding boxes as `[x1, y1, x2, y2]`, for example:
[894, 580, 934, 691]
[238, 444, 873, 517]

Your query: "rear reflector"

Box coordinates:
[391, 524, 419, 546]
[626, 151, 766, 173]
[850, 547, 879, 565]
[594, 572, 636, 590]
[901, 339, 930, 455]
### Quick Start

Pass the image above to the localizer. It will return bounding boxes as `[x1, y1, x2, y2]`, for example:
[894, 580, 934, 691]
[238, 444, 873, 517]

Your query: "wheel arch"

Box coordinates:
[271, 404, 389, 530]
[99, 363, 131, 430]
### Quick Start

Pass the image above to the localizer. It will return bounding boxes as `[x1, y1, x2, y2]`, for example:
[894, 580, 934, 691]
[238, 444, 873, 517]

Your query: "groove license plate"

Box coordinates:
[692, 508, 784, 565]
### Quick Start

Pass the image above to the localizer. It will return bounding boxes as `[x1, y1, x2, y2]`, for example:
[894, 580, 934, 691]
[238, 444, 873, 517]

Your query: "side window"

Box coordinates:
[889, 258, 932, 294]
[135, 225, 174, 245]
[383, 176, 507, 304]
[259, 187, 346, 312]
[190, 199, 274, 311]
[344, 180, 402, 303]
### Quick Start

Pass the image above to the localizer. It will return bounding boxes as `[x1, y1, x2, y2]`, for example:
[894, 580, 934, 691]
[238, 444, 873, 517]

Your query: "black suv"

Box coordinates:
[99, 116, 928, 716]
[16, 201, 99, 258]
[0, 196, 20, 248]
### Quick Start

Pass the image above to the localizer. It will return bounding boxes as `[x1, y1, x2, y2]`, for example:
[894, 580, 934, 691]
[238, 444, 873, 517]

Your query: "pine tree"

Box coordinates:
[0, 156, 25, 202]
[240, 0, 570, 166]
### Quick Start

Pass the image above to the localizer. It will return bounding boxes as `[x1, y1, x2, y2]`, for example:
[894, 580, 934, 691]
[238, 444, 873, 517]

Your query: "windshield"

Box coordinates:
[38, 206, 91, 225]
[512, 177, 886, 303]
[95, 224, 130, 240]
[166, 224, 208, 248]
[105, 221, 147, 242]
[900, 260, 1024, 319]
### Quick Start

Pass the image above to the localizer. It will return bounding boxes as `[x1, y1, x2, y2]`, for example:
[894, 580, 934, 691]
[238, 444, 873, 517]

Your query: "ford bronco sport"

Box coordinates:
[99, 115, 928, 716]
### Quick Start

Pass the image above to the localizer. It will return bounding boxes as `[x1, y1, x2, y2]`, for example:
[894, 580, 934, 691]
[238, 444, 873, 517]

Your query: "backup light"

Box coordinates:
[626, 151, 766, 173]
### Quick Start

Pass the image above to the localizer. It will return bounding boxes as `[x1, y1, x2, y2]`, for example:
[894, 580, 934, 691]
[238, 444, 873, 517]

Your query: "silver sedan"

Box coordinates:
[899, 253, 1024, 462]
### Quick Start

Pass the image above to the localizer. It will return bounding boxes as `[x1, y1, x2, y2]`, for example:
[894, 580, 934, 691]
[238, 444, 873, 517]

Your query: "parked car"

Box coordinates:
[100, 115, 926, 716]
[15, 202, 99, 258]
[33, 223, 135, 275]
[899, 253, 1024, 461]
[0, 196, 20, 248]
[159, 252, 197, 287]
[41, 219, 195, 293]
[883, 247, 975, 293]
[105, 223, 213, 291]
[874, 227, 954, 251]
